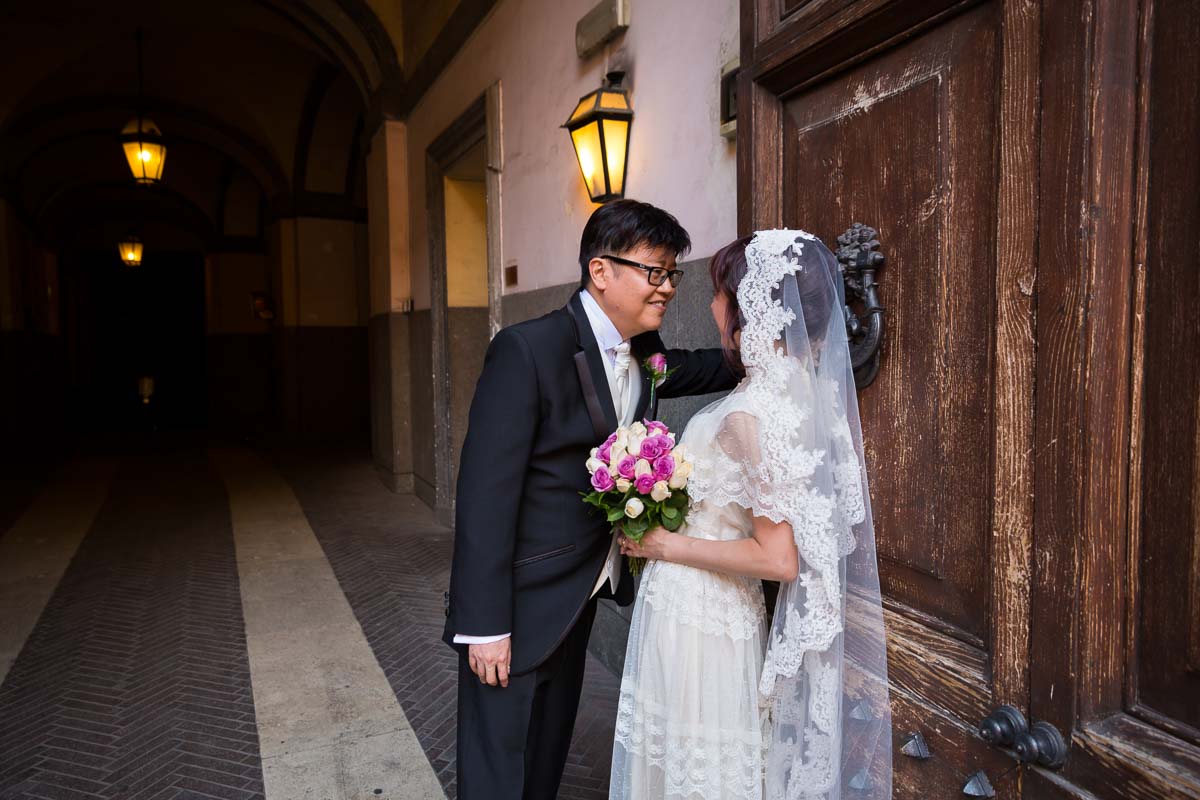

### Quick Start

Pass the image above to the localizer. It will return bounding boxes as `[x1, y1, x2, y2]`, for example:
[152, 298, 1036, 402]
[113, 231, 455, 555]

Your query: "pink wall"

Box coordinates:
[405, 0, 738, 308]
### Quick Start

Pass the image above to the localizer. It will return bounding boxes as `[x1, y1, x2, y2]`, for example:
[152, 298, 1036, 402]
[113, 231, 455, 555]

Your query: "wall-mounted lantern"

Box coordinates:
[119, 236, 144, 266]
[121, 28, 166, 184]
[563, 71, 633, 203]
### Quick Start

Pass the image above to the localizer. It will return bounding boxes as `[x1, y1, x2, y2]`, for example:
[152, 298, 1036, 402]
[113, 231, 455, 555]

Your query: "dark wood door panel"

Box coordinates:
[1134, 0, 1200, 740]
[781, 2, 999, 643]
[890, 688, 1018, 798]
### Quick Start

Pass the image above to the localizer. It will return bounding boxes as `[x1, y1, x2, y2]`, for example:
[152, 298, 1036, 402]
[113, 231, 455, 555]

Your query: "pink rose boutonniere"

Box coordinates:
[642, 353, 678, 418]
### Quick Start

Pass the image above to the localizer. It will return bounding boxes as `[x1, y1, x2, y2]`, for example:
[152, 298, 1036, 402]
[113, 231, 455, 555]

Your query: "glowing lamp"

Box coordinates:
[563, 71, 632, 203]
[122, 118, 166, 184]
[119, 236, 144, 266]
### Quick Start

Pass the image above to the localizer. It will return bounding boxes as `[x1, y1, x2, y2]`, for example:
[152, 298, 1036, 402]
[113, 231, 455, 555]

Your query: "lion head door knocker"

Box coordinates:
[836, 223, 886, 389]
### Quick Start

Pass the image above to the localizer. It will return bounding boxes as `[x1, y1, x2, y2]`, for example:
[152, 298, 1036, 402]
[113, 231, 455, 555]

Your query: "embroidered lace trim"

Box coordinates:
[615, 687, 766, 800]
[641, 559, 766, 642]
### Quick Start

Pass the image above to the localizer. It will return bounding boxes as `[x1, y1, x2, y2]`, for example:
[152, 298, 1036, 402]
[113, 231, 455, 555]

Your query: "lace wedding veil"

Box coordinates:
[686, 229, 893, 799]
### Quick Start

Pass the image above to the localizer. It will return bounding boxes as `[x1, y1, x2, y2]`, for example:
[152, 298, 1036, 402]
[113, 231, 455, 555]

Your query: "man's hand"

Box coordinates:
[468, 638, 511, 688]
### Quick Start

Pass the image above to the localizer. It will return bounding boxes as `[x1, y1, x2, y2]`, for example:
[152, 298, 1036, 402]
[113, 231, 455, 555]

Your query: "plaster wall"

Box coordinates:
[206, 253, 271, 335]
[295, 218, 367, 327]
[404, 0, 738, 309]
[367, 121, 412, 317]
[443, 177, 488, 308]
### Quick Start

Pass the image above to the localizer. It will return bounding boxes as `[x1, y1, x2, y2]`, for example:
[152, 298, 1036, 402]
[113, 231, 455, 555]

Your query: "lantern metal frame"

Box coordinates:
[121, 28, 166, 184]
[562, 71, 633, 203]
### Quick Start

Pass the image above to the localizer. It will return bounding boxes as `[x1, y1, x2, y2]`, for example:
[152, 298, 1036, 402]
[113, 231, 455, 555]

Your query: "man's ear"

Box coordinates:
[588, 257, 612, 290]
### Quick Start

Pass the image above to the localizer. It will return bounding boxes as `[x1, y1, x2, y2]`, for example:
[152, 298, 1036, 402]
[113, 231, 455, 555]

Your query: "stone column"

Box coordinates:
[366, 119, 414, 492]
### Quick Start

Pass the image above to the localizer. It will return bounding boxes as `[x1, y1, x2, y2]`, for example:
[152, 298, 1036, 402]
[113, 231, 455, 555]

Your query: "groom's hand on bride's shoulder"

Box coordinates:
[468, 639, 511, 688]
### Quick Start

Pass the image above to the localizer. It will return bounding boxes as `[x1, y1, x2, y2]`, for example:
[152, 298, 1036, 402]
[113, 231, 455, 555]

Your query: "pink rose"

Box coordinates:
[591, 469, 615, 492]
[635, 474, 656, 494]
[652, 454, 675, 481]
[597, 442, 612, 463]
[604, 432, 618, 446]
[639, 435, 671, 461]
[647, 353, 668, 373]
[617, 454, 639, 480]
[645, 420, 669, 437]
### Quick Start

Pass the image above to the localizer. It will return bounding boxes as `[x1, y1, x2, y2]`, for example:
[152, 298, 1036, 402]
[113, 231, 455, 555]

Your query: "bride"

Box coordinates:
[610, 230, 892, 799]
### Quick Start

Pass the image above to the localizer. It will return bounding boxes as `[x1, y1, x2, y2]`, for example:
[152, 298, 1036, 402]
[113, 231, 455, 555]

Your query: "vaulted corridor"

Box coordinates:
[0, 442, 619, 799]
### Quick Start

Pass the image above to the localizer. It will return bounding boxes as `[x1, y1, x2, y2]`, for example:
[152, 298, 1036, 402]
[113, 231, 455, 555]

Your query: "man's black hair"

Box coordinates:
[578, 199, 691, 288]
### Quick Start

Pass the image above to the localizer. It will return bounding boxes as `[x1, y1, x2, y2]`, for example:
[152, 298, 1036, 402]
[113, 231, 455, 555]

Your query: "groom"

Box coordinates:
[443, 199, 737, 798]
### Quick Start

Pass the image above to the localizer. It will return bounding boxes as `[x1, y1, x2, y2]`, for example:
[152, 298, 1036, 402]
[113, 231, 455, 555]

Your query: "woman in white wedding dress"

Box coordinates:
[610, 230, 892, 800]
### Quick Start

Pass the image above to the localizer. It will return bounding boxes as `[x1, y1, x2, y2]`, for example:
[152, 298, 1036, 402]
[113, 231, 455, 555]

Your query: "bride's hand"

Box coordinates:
[619, 527, 674, 561]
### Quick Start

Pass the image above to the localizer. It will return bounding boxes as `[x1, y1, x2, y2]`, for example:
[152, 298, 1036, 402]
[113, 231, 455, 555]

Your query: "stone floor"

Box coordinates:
[0, 438, 619, 800]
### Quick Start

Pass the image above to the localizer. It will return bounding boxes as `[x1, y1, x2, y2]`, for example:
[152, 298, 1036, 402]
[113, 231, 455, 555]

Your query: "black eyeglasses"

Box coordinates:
[601, 255, 685, 287]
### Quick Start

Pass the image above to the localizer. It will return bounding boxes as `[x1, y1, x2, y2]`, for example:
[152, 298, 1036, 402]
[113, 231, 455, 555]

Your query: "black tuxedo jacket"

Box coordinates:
[442, 291, 737, 674]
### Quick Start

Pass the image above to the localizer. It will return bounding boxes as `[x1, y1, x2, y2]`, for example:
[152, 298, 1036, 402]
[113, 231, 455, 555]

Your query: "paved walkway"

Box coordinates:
[0, 440, 619, 799]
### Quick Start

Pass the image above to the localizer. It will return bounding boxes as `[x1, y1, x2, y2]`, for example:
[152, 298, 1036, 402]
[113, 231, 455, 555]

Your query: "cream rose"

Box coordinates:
[667, 472, 688, 490]
[634, 458, 653, 477]
[650, 481, 672, 502]
[626, 433, 646, 456]
[629, 421, 648, 437]
[615, 478, 632, 493]
[624, 497, 645, 518]
[586, 457, 606, 475]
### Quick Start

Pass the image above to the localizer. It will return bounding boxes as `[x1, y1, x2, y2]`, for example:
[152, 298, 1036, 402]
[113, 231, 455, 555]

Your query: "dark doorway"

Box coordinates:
[63, 249, 207, 432]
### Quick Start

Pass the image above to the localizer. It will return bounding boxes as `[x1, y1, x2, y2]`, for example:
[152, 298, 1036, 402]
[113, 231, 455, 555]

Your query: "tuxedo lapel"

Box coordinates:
[568, 293, 618, 440]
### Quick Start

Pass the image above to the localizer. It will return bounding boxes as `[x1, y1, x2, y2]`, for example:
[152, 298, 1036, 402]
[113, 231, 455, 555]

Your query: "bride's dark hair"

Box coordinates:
[709, 234, 754, 376]
[711, 233, 842, 375]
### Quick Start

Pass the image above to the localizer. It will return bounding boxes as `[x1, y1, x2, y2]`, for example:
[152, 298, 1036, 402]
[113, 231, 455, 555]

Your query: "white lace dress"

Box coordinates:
[610, 400, 769, 800]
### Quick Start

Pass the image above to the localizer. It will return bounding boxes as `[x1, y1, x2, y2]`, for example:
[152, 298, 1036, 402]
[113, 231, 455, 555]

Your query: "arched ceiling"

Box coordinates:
[0, 0, 484, 252]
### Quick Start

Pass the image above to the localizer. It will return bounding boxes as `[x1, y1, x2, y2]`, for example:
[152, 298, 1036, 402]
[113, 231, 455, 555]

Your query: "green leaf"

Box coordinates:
[662, 505, 679, 520]
[662, 514, 684, 532]
[606, 507, 626, 523]
[625, 515, 649, 535]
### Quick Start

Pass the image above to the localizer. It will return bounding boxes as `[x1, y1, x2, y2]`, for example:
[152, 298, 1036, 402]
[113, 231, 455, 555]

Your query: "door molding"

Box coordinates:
[425, 83, 502, 524]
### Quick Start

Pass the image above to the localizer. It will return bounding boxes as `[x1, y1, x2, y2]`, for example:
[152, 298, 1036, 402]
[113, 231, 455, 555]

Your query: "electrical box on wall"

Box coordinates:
[576, 0, 630, 59]
[720, 57, 739, 141]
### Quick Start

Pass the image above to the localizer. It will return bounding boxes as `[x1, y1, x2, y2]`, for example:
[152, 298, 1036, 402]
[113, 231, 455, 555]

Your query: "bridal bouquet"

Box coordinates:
[581, 420, 693, 575]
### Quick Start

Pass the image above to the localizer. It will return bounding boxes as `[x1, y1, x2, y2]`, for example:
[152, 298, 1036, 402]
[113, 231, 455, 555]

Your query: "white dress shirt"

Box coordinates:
[452, 290, 636, 645]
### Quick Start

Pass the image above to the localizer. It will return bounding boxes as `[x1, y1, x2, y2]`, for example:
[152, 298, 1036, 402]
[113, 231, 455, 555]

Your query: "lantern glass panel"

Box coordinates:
[570, 121, 604, 200]
[121, 119, 166, 183]
[601, 118, 629, 197]
[568, 93, 598, 124]
[599, 91, 629, 110]
[119, 239, 144, 266]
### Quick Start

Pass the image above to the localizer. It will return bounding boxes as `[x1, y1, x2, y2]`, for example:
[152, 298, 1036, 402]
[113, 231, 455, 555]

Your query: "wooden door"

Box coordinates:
[739, 0, 1200, 797]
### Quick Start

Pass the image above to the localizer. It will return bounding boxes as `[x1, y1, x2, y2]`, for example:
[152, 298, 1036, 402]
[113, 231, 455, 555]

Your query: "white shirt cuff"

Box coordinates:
[453, 632, 511, 644]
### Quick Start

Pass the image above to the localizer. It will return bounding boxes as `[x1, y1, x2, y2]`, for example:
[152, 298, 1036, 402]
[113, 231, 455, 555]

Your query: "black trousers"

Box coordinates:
[456, 601, 597, 800]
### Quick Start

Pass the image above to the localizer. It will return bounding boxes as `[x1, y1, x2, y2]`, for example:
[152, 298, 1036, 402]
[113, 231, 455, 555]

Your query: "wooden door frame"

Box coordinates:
[425, 82, 503, 524]
[1030, 0, 1200, 795]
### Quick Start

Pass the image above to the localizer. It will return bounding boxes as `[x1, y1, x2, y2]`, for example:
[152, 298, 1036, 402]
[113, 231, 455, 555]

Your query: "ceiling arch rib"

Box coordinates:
[36, 179, 218, 253]
[4, 97, 290, 202]
[254, 0, 404, 109]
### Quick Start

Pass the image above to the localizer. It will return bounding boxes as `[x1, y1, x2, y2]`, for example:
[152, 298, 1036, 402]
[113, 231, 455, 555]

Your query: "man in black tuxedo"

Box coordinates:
[443, 199, 737, 799]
